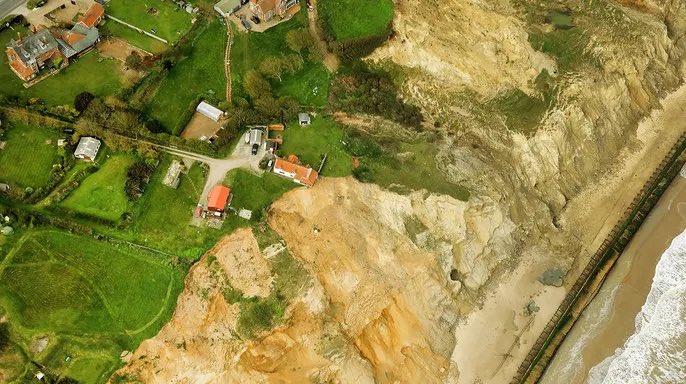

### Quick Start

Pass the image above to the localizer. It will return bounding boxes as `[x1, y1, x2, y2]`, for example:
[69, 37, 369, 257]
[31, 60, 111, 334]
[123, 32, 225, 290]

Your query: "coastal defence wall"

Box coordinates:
[513, 132, 686, 384]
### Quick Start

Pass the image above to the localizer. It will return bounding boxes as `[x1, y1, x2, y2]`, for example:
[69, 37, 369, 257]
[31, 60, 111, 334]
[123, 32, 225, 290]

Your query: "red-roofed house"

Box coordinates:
[207, 185, 231, 212]
[249, 0, 299, 22]
[273, 157, 318, 187]
[77, 3, 105, 29]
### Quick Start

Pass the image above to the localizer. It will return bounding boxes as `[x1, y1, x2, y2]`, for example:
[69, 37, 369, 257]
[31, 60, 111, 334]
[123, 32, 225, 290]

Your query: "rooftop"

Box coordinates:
[274, 157, 318, 187]
[207, 185, 231, 211]
[78, 3, 105, 29]
[74, 137, 101, 159]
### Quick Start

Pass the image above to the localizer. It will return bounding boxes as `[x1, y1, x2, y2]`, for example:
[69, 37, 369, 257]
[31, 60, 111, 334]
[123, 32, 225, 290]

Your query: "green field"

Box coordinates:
[0, 122, 62, 189]
[0, 230, 185, 383]
[0, 27, 126, 106]
[231, 11, 329, 106]
[146, 20, 227, 134]
[224, 169, 295, 214]
[104, 21, 169, 54]
[127, 157, 231, 258]
[274, 62, 329, 106]
[318, 0, 394, 41]
[106, 0, 193, 44]
[61, 154, 136, 221]
[279, 117, 352, 177]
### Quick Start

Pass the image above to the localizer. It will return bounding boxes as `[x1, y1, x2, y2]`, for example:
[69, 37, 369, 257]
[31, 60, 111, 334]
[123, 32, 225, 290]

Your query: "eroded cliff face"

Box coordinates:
[114, 179, 522, 383]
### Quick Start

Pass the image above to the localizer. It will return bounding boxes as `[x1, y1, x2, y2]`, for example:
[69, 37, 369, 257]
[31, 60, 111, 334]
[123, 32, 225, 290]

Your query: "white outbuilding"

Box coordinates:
[74, 137, 101, 161]
[196, 101, 224, 122]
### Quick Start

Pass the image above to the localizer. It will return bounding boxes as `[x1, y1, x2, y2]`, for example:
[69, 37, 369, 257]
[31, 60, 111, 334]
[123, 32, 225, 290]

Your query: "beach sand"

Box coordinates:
[540, 172, 686, 384]
[452, 83, 686, 384]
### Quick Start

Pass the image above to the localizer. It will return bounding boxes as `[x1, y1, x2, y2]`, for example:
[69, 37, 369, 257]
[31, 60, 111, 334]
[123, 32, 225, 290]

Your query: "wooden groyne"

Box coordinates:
[512, 132, 686, 383]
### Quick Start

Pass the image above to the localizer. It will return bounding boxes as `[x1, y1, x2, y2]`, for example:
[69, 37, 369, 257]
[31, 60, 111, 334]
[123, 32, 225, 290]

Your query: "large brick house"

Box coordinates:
[249, 0, 299, 22]
[5, 3, 104, 82]
[5, 29, 63, 81]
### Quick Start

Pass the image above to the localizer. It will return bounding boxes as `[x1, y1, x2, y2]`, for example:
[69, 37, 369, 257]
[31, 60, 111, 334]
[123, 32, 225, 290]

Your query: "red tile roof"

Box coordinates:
[274, 158, 318, 187]
[9, 60, 35, 80]
[207, 185, 231, 211]
[78, 3, 104, 28]
[61, 30, 85, 46]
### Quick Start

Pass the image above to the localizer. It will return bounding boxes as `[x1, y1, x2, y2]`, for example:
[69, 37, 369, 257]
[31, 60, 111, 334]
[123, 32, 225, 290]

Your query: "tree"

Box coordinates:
[162, 59, 173, 71]
[125, 52, 144, 71]
[74, 92, 95, 113]
[259, 56, 286, 82]
[0, 323, 10, 351]
[282, 54, 303, 75]
[244, 70, 272, 99]
[285, 28, 314, 57]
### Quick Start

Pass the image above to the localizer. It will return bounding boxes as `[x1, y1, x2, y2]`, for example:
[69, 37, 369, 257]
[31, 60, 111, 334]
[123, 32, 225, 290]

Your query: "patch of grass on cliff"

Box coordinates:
[346, 130, 470, 201]
[528, 28, 589, 74]
[487, 70, 556, 136]
[234, 224, 309, 338]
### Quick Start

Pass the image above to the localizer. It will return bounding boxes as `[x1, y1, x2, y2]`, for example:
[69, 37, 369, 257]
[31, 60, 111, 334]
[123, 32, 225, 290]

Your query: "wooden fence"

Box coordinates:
[512, 132, 686, 383]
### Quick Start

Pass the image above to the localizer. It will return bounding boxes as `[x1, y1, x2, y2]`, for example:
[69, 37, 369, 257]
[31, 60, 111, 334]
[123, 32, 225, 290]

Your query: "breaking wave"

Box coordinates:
[588, 229, 686, 384]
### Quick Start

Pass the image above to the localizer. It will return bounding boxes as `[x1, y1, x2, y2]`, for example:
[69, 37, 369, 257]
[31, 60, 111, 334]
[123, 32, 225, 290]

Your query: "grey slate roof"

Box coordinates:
[7, 29, 59, 67]
[54, 24, 100, 58]
[69, 24, 99, 55]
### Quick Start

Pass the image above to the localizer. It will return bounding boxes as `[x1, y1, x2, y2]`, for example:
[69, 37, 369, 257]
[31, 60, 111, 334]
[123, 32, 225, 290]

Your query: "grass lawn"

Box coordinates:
[105, 0, 193, 44]
[0, 26, 126, 106]
[279, 117, 352, 177]
[29, 52, 126, 106]
[0, 122, 62, 189]
[61, 153, 136, 221]
[231, 11, 329, 106]
[318, 0, 393, 41]
[0, 229, 185, 383]
[274, 61, 329, 106]
[223, 169, 295, 213]
[146, 19, 227, 134]
[104, 21, 169, 54]
[127, 157, 233, 258]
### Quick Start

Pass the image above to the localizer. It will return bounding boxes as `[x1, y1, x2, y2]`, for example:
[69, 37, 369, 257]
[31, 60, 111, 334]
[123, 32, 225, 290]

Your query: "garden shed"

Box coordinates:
[74, 137, 101, 161]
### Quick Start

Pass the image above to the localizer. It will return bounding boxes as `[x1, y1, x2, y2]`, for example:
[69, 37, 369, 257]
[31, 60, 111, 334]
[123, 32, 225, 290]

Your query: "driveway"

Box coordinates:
[0, 0, 26, 20]
[160, 139, 267, 207]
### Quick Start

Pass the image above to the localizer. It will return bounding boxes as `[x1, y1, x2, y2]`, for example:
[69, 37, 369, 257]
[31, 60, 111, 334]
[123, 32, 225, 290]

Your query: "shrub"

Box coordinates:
[0, 323, 9, 351]
[330, 63, 423, 127]
[74, 92, 95, 113]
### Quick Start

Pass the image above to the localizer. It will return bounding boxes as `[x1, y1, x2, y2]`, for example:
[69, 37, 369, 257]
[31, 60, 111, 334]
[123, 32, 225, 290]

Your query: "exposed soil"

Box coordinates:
[180, 112, 224, 140]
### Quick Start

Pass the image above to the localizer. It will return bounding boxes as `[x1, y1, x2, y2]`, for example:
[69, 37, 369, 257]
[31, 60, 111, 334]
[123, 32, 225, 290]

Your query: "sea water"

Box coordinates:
[588, 229, 686, 384]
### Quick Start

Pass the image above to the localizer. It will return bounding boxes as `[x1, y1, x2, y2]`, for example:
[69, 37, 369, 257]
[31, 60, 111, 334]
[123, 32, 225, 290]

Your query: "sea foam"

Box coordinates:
[588, 229, 686, 384]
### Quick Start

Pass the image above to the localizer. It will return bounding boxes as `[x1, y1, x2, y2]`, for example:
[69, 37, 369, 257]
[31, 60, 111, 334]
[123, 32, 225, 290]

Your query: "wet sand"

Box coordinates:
[541, 172, 686, 384]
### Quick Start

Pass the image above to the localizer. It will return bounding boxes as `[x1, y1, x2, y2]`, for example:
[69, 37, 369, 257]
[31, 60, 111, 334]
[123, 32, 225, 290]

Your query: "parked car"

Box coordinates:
[244, 132, 250, 144]
[251, 143, 259, 155]
[250, 16, 260, 24]
[241, 18, 251, 31]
